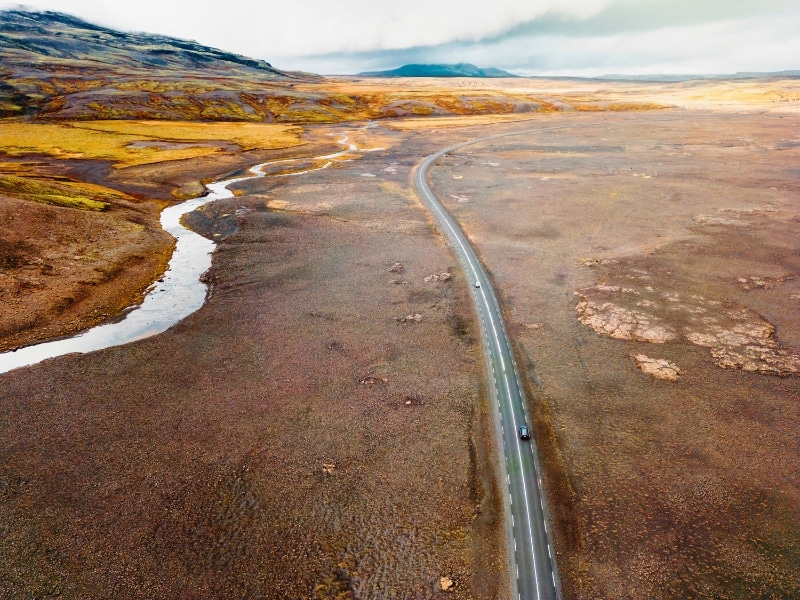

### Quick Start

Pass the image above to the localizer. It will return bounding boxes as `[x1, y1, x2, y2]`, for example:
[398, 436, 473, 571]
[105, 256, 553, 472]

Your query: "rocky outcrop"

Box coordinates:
[396, 313, 423, 324]
[424, 271, 452, 282]
[575, 282, 800, 376]
[687, 319, 800, 375]
[575, 287, 676, 343]
[634, 354, 682, 381]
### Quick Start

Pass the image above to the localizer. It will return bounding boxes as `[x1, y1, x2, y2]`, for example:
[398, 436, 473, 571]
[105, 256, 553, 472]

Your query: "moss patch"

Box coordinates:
[0, 174, 120, 210]
[0, 120, 303, 168]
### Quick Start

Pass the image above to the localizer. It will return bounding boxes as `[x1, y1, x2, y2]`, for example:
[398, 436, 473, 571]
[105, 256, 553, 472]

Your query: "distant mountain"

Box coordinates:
[360, 63, 518, 78]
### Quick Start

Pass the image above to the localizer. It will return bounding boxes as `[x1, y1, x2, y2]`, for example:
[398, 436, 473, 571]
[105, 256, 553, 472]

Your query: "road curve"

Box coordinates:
[414, 125, 585, 600]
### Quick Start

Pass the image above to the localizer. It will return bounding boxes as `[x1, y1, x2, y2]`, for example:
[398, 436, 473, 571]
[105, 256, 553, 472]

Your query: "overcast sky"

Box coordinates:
[2, 0, 799, 75]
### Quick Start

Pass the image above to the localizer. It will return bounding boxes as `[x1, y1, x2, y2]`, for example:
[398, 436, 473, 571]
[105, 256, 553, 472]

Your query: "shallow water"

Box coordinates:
[0, 133, 365, 374]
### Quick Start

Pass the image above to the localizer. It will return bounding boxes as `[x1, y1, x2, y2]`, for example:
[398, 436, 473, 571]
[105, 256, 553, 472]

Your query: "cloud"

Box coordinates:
[485, 0, 791, 39]
[2, 0, 798, 75]
[289, 1, 800, 75]
[501, 14, 800, 76]
[0, 0, 615, 56]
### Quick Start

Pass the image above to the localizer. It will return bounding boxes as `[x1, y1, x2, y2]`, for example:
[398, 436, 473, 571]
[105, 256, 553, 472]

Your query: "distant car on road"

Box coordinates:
[518, 425, 530, 440]
[474, 281, 481, 288]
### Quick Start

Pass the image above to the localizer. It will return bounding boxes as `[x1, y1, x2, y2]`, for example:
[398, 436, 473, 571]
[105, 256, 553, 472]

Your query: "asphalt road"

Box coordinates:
[415, 126, 580, 600]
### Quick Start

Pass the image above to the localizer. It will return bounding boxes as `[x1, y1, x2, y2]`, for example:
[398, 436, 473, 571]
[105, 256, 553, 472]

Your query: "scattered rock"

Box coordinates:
[403, 394, 424, 406]
[396, 313, 423, 324]
[439, 577, 454, 591]
[449, 194, 470, 203]
[392, 279, 410, 285]
[358, 375, 385, 385]
[692, 214, 746, 226]
[309, 311, 336, 321]
[739, 276, 768, 290]
[736, 274, 794, 291]
[634, 354, 682, 381]
[424, 272, 452, 283]
[322, 463, 336, 475]
[388, 262, 405, 273]
[583, 258, 620, 267]
[718, 205, 777, 216]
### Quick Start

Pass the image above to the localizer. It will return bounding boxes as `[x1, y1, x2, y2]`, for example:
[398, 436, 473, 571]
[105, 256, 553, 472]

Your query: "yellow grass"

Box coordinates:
[0, 174, 133, 210]
[71, 121, 303, 151]
[384, 113, 541, 130]
[0, 120, 303, 168]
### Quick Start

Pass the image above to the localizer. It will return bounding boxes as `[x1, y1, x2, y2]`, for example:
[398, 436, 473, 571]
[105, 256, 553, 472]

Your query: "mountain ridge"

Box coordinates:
[0, 9, 326, 119]
[0, 9, 305, 79]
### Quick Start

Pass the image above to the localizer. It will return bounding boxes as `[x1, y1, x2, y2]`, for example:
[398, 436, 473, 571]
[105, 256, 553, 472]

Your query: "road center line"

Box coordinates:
[414, 122, 602, 600]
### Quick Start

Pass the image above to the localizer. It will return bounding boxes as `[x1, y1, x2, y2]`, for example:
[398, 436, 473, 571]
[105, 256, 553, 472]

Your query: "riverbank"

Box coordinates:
[0, 175, 174, 353]
[0, 130, 382, 373]
[0, 122, 320, 354]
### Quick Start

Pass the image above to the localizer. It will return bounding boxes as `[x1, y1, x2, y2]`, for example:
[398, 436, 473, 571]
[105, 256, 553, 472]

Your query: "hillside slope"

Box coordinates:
[0, 10, 299, 79]
[0, 10, 667, 122]
[0, 10, 316, 119]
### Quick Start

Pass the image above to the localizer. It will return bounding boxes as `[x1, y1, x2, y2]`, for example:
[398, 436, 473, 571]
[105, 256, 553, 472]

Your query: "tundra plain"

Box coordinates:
[1, 77, 799, 598]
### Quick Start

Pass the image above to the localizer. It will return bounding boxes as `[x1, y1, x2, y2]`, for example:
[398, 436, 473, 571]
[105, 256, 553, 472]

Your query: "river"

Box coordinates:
[0, 132, 367, 374]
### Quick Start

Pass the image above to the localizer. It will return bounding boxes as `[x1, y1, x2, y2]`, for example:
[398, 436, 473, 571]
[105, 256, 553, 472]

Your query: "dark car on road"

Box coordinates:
[518, 425, 530, 440]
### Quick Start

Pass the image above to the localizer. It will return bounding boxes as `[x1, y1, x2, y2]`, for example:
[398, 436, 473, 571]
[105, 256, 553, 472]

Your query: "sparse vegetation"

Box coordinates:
[0, 121, 302, 168]
[0, 174, 117, 210]
[2, 8, 799, 599]
[0, 162, 506, 598]
[432, 112, 800, 598]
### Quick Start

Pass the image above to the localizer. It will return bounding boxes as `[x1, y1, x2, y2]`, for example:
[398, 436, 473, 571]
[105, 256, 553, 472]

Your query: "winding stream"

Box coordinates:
[0, 132, 366, 374]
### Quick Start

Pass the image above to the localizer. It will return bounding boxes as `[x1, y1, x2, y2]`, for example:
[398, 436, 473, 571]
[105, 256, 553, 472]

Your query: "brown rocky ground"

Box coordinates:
[427, 110, 800, 598]
[0, 124, 508, 598]
[0, 160, 175, 352]
[2, 79, 800, 598]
